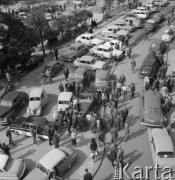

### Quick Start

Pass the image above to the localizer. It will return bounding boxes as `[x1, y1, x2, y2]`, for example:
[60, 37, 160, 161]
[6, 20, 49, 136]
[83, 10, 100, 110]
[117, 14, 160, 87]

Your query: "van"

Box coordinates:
[134, 10, 149, 19]
[139, 52, 159, 79]
[153, 0, 166, 6]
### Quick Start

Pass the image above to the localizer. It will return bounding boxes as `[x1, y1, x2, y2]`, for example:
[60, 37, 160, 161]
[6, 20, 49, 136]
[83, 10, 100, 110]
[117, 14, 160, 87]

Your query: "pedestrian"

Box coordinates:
[54, 48, 58, 60]
[111, 125, 118, 146]
[100, 54, 104, 61]
[74, 4, 77, 10]
[15, 68, 21, 82]
[101, 90, 106, 107]
[130, 58, 136, 73]
[83, 168, 93, 180]
[58, 82, 64, 92]
[71, 128, 77, 149]
[122, 84, 128, 99]
[124, 121, 130, 142]
[110, 78, 116, 91]
[119, 74, 126, 86]
[116, 81, 122, 97]
[64, 67, 69, 81]
[6, 126, 15, 146]
[49, 49, 54, 60]
[121, 107, 128, 127]
[67, 117, 72, 135]
[30, 127, 37, 145]
[116, 147, 124, 164]
[52, 131, 60, 148]
[48, 125, 53, 146]
[63, 3, 66, 11]
[125, 46, 131, 59]
[2, 143, 11, 157]
[145, 30, 150, 41]
[5, 70, 11, 82]
[88, 26, 93, 34]
[97, 130, 106, 148]
[96, 118, 101, 133]
[113, 97, 118, 109]
[124, 35, 129, 46]
[107, 144, 118, 167]
[130, 82, 135, 100]
[90, 138, 98, 163]
[40, 71, 46, 85]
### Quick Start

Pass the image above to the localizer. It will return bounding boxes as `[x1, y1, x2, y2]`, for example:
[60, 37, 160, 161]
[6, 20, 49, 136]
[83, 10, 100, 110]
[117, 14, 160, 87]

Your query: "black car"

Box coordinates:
[19, 55, 44, 75]
[0, 91, 28, 125]
[149, 39, 167, 55]
[9, 116, 60, 139]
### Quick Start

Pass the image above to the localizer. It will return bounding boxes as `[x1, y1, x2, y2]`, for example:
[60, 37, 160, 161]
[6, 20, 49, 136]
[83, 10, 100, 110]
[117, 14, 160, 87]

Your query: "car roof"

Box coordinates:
[39, 149, 66, 170]
[152, 129, 174, 152]
[2, 91, 21, 102]
[151, 39, 163, 46]
[0, 154, 9, 170]
[25, 116, 49, 126]
[80, 55, 94, 62]
[104, 33, 121, 38]
[30, 88, 43, 97]
[96, 70, 108, 78]
[144, 90, 161, 109]
[46, 61, 59, 67]
[58, 92, 73, 101]
[71, 42, 83, 48]
[74, 68, 87, 76]
[81, 33, 93, 37]
[97, 44, 111, 49]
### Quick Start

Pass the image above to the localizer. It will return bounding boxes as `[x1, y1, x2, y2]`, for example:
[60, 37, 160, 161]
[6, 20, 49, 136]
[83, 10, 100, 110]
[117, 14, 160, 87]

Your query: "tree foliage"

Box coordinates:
[104, 0, 114, 16]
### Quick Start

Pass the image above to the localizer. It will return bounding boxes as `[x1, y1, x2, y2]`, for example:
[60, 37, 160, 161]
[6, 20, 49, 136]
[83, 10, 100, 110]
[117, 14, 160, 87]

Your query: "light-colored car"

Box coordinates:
[75, 33, 104, 47]
[147, 18, 157, 24]
[104, 40, 124, 51]
[124, 17, 142, 28]
[148, 127, 175, 168]
[27, 88, 49, 116]
[73, 0, 83, 6]
[58, 92, 73, 111]
[73, 55, 106, 70]
[161, 28, 175, 42]
[18, 12, 27, 20]
[89, 44, 123, 59]
[101, 25, 130, 36]
[145, 3, 158, 12]
[45, 13, 52, 21]
[0, 154, 26, 180]
[153, 0, 166, 6]
[24, 147, 77, 180]
[113, 20, 135, 32]
[137, 6, 151, 15]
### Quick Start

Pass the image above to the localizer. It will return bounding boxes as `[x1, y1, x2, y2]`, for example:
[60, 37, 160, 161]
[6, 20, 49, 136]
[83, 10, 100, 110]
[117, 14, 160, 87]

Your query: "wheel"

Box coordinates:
[13, 130, 20, 135]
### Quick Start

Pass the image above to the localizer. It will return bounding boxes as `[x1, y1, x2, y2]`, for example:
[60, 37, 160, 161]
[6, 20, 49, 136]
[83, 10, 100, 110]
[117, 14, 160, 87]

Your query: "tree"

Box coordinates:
[28, 7, 48, 56]
[104, 0, 114, 17]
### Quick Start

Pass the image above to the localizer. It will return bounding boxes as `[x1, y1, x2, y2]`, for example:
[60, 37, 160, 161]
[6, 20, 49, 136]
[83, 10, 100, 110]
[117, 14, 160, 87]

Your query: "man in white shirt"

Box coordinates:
[122, 84, 128, 99]
[86, 112, 92, 130]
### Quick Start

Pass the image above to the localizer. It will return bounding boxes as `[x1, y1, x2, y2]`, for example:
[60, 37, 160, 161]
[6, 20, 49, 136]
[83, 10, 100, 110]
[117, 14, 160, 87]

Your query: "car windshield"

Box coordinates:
[30, 97, 40, 101]
[37, 163, 50, 176]
[96, 77, 107, 82]
[70, 46, 77, 51]
[0, 100, 12, 107]
[58, 101, 69, 104]
[158, 152, 174, 158]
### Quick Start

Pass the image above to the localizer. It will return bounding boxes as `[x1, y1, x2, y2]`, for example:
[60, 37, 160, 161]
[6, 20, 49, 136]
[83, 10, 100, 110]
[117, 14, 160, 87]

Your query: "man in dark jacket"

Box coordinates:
[64, 67, 69, 81]
[107, 144, 118, 167]
[48, 125, 53, 146]
[6, 126, 15, 146]
[59, 82, 64, 92]
[84, 168, 93, 180]
[121, 107, 128, 127]
[130, 82, 135, 100]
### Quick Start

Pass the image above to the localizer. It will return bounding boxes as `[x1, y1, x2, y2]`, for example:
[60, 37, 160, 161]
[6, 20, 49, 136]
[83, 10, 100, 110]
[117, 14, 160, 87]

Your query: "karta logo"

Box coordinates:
[119, 162, 175, 180]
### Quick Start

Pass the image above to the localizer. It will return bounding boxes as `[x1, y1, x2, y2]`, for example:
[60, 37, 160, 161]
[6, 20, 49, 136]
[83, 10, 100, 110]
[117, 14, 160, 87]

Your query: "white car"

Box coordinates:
[0, 154, 26, 180]
[73, 0, 83, 6]
[113, 19, 136, 32]
[161, 28, 175, 42]
[104, 40, 124, 51]
[137, 6, 152, 15]
[148, 127, 175, 168]
[90, 44, 123, 59]
[73, 55, 106, 70]
[124, 17, 142, 28]
[75, 33, 104, 47]
[45, 13, 52, 21]
[145, 4, 158, 13]
[27, 87, 49, 116]
[58, 92, 73, 111]
[18, 12, 27, 20]
[101, 25, 130, 36]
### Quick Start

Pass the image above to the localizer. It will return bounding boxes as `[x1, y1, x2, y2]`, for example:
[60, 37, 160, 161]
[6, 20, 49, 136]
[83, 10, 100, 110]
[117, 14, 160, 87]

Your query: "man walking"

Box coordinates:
[107, 144, 118, 167]
[124, 121, 130, 142]
[116, 147, 124, 164]
[121, 107, 128, 127]
[54, 48, 58, 60]
[122, 84, 128, 99]
[130, 82, 135, 100]
[83, 168, 93, 180]
[64, 67, 69, 81]
[6, 126, 15, 146]
[145, 30, 150, 41]
[119, 74, 126, 86]
[125, 46, 131, 59]
[48, 125, 53, 146]
[30, 127, 37, 145]
[130, 58, 136, 73]
[111, 125, 118, 147]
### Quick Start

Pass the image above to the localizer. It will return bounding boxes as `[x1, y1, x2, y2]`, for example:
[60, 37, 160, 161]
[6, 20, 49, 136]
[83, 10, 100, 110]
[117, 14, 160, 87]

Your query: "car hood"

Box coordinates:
[94, 61, 106, 68]
[64, 50, 75, 57]
[28, 101, 41, 110]
[145, 23, 154, 29]
[143, 111, 162, 126]
[162, 34, 170, 40]
[91, 38, 103, 44]
[0, 106, 11, 117]
[58, 104, 69, 111]
[24, 168, 46, 180]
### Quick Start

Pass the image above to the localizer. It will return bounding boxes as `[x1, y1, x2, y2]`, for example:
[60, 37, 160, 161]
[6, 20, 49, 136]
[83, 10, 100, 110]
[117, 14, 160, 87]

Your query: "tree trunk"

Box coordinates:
[39, 30, 45, 56]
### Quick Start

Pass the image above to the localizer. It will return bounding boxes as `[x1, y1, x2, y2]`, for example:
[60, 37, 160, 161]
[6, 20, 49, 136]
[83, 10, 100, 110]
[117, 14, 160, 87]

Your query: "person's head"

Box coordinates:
[114, 144, 118, 148]
[85, 168, 88, 173]
[91, 138, 95, 142]
[2, 143, 6, 146]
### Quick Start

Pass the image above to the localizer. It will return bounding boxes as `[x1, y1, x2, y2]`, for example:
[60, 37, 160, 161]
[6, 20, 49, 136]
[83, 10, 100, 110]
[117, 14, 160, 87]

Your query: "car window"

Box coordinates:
[103, 48, 109, 52]
[108, 28, 113, 31]
[158, 152, 174, 158]
[97, 48, 102, 51]
[82, 36, 85, 39]
[37, 163, 50, 176]
[30, 97, 40, 101]
[86, 61, 91, 64]
[80, 60, 86, 64]
[58, 101, 69, 104]
[23, 123, 30, 128]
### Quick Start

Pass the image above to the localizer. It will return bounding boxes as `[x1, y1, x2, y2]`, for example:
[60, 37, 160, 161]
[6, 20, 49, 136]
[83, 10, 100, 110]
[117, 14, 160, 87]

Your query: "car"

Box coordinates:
[90, 44, 123, 59]
[144, 21, 157, 31]
[145, 4, 158, 13]
[45, 13, 52, 21]
[62, 42, 89, 62]
[42, 61, 64, 77]
[101, 25, 130, 36]
[0, 83, 14, 99]
[23, 147, 77, 180]
[75, 33, 104, 47]
[19, 55, 44, 76]
[104, 40, 124, 51]
[18, 12, 27, 20]
[73, 55, 106, 70]
[124, 17, 142, 28]
[152, 13, 164, 23]
[153, 0, 166, 6]
[133, 9, 149, 19]
[86, 0, 96, 6]
[99, 33, 124, 42]
[161, 28, 175, 43]
[0, 154, 26, 180]
[140, 90, 163, 127]
[137, 6, 152, 15]
[73, 0, 83, 6]
[58, 92, 73, 112]
[0, 91, 28, 125]
[94, 69, 110, 91]
[123, 12, 142, 20]
[148, 127, 175, 168]
[149, 39, 167, 54]
[113, 20, 136, 32]
[27, 88, 49, 116]
[9, 116, 61, 139]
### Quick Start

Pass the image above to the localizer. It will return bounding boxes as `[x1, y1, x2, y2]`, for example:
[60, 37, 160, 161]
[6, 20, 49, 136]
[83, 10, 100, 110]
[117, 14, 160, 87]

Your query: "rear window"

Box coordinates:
[30, 97, 40, 101]
[58, 101, 69, 104]
[158, 152, 174, 158]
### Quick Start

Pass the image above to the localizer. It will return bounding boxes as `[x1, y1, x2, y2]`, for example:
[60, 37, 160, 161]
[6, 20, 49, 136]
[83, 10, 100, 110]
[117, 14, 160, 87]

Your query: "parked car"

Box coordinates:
[23, 147, 77, 180]
[45, 13, 52, 21]
[153, 0, 166, 6]
[94, 69, 110, 91]
[75, 33, 104, 47]
[140, 90, 163, 127]
[104, 40, 124, 51]
[113, 19, 136, 32]
[73, 0, 83, 6]
[144, 21, 157, 31]
[62, 43, 89, 62]
[149, 39, 167, 54]
[0, 154, 26, 180]
[101, 25, 130, 36]
[99, 33, 124, 42]
[124, 17, 142, 28]
[10, 116, 61, 139]
[123, 12, 144, 22]
[145, 3, 158, 13]
[27, 88, 49, 116]
[0, 91, 28, 125]
[161, 28, 175, 42]
[137, 6, 152, 15]
[148, 127, 175, 168]
[73, 55, 106, 70]
[58, 92, 73, 111]
[133, 9, 149, 19]
[18, 12, 27, 20]
[152, 13, 164, 23]
[0, 83, 14, 99]
[19, 55, 44, 75]
[90, 44, 123, 59]
[43, 61, 64, 77]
